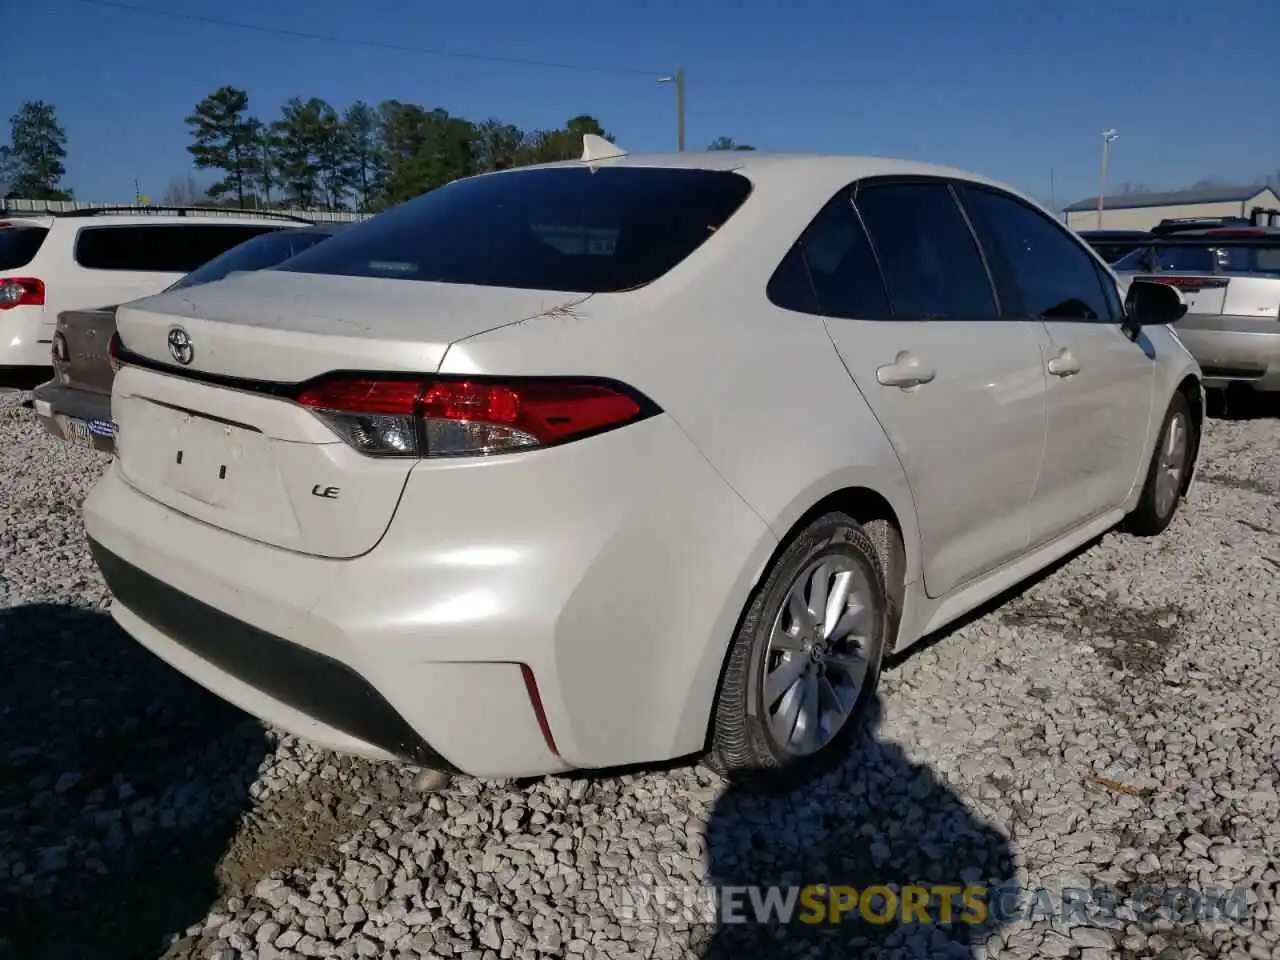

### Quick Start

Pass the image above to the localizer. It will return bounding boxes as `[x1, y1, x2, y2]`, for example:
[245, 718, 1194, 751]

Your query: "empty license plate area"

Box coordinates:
[166, 412, 241, 506]
[118, 397, 302, 543]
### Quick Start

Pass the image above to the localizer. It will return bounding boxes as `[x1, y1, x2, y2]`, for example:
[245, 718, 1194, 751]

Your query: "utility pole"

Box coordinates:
[1097, 128, 1119, 229]
[1049, 167, 1056, 218]
[657, 68, 686, 151]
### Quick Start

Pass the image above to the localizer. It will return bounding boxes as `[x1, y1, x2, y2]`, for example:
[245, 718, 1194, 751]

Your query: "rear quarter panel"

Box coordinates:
[438, 186, 923, 760]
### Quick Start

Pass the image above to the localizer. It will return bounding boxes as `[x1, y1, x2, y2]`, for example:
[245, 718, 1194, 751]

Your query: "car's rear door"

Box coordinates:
[959, 184, 1154, 547]
[802, 178, 1051, 599]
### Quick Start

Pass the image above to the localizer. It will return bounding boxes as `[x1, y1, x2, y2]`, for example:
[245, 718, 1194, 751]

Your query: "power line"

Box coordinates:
[64, 0, 666, 77]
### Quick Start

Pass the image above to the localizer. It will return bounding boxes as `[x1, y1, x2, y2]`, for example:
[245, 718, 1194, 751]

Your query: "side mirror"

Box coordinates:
[1122, 279, 1187, 337]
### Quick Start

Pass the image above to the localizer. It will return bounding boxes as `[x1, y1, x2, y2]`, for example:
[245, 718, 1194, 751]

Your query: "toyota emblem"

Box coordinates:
[167, 327, 194, 365]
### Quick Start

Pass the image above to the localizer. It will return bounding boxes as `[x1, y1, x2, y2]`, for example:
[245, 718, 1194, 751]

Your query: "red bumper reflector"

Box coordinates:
[520, 664, 559, 757]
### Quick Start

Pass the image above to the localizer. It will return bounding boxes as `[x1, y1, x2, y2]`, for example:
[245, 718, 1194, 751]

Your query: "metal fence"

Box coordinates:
[2, 198, 370, 223]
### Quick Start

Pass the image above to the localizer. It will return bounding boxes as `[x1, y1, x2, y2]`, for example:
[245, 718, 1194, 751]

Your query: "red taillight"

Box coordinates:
[295, 375, 651, 458]
[0, 277, 45, 309]
[1204, 227, 1267, 236]
[51, 331, 69, 363]
[107, 332, 123, 373]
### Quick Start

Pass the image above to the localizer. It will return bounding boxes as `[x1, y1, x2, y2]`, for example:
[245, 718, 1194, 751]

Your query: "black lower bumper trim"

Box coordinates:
[32, 380, 113, 424]
[88, 538, 458, 772]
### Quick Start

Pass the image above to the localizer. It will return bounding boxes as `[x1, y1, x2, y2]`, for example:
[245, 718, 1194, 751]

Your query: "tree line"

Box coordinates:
[0, 94, 755, 209]
[11, 92, 1272, 212]
[181, 86, 758, 213]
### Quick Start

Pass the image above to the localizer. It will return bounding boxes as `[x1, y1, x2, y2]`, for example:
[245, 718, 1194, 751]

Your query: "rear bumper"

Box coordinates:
[89, 538, 457, 771]
[1174, 314, 1280, 391]
[31, 380, 115, 452]
[83, 414, 775, 777]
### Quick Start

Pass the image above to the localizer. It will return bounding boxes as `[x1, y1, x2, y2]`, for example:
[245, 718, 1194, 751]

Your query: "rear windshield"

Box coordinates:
[1115, 242, 1280, 275]
[275, 166, 754, 293]
[169, 229, 335, 291]
[0, 224, 50, 270]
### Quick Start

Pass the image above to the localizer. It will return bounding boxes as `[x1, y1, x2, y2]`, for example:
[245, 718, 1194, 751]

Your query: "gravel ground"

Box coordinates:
[1, 387, 1277, 960]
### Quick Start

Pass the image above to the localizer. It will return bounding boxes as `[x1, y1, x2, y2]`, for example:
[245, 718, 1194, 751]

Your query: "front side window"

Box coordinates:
[766, 189, 890, 319]
[962, 187, 1114, 321]
[853, 181, 998, 319]
[74, 224, 285, 273]
[277, 166, 754, 293]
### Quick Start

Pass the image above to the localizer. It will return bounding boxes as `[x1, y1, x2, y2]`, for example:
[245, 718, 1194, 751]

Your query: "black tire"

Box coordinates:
[706, 512, 888, 788]
[1124, 391, 1195, 537]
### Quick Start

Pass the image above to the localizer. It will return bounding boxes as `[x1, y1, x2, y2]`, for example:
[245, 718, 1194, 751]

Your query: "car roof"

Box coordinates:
[0, 215, 55, 228]
[481, 150, 1048, 209]
[1078, 229, 1152, 239]
[52, 213, 306, 228]
[1146, 227, 1280, 241]
[497, 149, 1010, 184]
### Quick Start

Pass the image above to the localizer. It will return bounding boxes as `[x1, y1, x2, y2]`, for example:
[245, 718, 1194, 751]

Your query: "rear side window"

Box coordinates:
[170, 229, 334, 290]
[767, 190, 890, 318]
[853, 182, 998, 319]
[1256, 245, 1280, 273]
[277, 166, 753, 293]
[0, 224, 50, 270]
[74, 224, 285, 273]
[962, 187, 1115, 321]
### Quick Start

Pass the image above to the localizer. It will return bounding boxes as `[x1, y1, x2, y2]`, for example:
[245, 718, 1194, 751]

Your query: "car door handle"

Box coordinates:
[876, 351, 936, 388]
[1047, 349, 1080, 378]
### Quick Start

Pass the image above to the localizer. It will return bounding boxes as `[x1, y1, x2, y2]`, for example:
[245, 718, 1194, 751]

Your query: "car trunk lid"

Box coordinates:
[114, 269, 587, 382]
[55, 306, 118, 395]
[112, 271, 592, 558]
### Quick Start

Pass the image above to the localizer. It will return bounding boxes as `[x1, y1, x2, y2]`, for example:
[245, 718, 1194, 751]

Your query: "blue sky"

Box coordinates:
[6, 0, 1278, 209]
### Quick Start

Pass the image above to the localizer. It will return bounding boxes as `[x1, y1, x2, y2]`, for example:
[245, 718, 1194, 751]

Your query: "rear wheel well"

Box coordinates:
[790, 489, 907, 651]
[700, 486, 910, 756]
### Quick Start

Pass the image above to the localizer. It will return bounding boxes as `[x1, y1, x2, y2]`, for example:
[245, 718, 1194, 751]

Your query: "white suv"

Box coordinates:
[0, 207, 308, 374]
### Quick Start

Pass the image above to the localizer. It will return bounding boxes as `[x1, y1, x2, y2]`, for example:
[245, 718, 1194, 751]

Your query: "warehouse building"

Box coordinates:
[1063, 184, 1280, 231]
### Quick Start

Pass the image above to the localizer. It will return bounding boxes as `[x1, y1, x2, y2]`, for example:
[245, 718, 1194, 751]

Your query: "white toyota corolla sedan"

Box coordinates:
[83, 139, 1202, 785]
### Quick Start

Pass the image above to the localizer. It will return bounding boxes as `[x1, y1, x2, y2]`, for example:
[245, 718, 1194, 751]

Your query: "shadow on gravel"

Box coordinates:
[0, 367, 52, 393]
[702, 696, 1017, 959]
[1206, 387, 1280, 421]
[0, 603, 268, 960]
